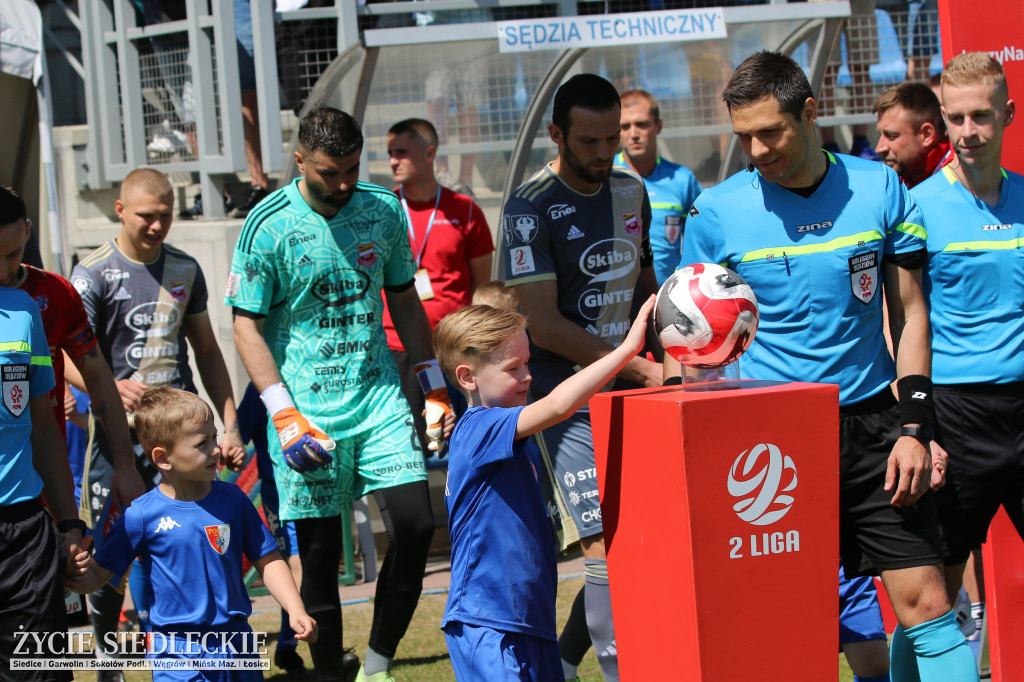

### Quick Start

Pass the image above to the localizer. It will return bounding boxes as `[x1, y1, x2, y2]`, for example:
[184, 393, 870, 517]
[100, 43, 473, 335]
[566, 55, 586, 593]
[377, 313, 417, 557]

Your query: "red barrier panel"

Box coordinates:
[985, 509, 1024, 681]
[590, 381, 839, 680]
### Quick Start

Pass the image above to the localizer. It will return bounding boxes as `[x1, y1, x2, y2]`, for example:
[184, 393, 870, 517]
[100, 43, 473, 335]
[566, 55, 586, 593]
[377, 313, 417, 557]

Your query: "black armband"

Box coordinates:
[663, 376, 683, 386]
[383, 278, 415, 293]
[232, 306, 266, 320]
[885, 248, 928, 270]
[897, 374, 935, 427]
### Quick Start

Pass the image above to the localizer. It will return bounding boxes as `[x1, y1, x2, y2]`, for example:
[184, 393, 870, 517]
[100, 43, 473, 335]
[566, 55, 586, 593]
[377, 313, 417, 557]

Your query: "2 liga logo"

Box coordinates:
[727, 443, 797, 526]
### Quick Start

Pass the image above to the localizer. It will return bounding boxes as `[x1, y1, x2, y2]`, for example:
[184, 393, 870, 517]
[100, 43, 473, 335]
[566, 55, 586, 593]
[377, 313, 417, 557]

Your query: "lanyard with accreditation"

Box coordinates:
[399, 185, 441, 301]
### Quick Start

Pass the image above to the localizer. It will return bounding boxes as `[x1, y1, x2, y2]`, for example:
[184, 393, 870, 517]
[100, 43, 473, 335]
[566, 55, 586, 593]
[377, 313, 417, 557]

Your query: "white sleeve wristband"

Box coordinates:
[260, 382, 296, 416]
[414, 359, 446, 394]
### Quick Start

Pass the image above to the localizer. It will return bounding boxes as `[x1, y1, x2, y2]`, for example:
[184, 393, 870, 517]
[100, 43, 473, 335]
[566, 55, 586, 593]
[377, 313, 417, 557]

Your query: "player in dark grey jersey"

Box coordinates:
[499, 74, 662, 682]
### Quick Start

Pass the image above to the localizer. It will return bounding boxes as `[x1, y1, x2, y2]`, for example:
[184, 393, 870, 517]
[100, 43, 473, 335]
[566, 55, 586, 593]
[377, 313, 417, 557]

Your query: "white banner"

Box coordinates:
[497, 8, 727, 54]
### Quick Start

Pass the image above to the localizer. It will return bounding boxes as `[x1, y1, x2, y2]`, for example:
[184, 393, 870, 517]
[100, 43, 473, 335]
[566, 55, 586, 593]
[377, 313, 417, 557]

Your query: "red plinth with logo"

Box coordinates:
[590, 381, 840, 680]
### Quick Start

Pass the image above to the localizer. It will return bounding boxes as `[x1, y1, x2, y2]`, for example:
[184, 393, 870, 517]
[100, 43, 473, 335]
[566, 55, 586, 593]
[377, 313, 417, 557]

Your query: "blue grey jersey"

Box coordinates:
[499, 164, 652, 394]
[71, 240, 208, 392]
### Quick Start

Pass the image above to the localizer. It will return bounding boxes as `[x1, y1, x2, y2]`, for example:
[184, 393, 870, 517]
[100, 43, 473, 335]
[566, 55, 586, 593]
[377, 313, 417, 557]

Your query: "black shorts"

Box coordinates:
[0, 500, 73, 681]
[839, 391, 944, 578]
[934, 382, 1024, 565]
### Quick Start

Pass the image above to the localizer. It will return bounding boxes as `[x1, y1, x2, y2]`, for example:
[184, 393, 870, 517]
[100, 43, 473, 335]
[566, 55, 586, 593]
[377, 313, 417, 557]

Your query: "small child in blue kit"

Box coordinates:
[66, 387, 316, 680]
[432, 295, 655, 681]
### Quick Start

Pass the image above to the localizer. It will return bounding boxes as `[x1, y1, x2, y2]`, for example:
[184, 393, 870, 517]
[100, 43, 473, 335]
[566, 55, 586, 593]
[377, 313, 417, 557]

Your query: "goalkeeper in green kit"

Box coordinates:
[227, 106, 454, 682]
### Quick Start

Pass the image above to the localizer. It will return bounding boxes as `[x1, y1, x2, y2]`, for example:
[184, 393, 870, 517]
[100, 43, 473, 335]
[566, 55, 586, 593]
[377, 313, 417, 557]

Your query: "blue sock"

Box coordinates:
[855, 675, 891, 682]
[905, 611, 979, 682]
[890, 625, 920, 682]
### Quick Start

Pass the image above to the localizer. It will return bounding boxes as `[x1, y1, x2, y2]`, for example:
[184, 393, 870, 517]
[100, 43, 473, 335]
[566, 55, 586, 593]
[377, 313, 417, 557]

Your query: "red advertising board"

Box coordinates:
[590, 381, 839, 680]
[938, 0, 1024, 174]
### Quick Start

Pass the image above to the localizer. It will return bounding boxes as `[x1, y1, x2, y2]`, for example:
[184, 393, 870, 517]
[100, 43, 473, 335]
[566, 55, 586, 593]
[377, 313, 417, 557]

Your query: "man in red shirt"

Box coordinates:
[383, 118, 494, 454]
[0, 186, 143, 509]
[874, 81, 954, 188]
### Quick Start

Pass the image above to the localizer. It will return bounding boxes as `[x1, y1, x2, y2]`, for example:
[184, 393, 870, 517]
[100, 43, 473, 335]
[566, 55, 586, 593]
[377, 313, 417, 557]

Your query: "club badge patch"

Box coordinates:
[357, 242, 377, 268]
[204, 524, 231, 555]
[849, 251, 878, 304]
[622, 210, 641, 237]
[665, 215, 682, 245]
[503, 214, 538, 246]
[3, 363, 30, 417]
[169, 280, 187, 302]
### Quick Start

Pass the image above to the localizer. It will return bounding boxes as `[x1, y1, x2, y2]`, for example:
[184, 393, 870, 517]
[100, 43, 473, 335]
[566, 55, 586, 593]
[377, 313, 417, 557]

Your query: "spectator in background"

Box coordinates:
[615, 89, 702, 285]
[873, 81, 952, 188]
[813, 0, 883, 160]
[383, 118, 494, 456]
[419, 7, 493, 197]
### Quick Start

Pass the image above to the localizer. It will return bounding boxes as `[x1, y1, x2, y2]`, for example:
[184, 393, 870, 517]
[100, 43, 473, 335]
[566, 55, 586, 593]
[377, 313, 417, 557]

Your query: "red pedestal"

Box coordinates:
[986, 509, 1024, 682]
[590, 381, 839, 680]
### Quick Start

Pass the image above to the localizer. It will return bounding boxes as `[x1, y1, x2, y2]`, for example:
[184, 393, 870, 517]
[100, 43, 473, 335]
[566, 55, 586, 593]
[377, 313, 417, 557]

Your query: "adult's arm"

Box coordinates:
[515, 279, 661, 388]
[882, 262, 932, 507]
[232, 313, 284, 392]
[468, 253, 493, 295]
[184, 313, 244, 467]
[72, 347, 145, 505]
[29, 395, 84, 570]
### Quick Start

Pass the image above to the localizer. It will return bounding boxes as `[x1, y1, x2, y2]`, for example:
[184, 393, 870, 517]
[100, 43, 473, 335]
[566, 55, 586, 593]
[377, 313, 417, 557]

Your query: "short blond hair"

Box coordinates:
[433, 305, 527, 385]
[134, 387, 214, 462]
[471, 281, 518, 313]
[120, 168, 173, 202]
[942, 52, 1009, 102]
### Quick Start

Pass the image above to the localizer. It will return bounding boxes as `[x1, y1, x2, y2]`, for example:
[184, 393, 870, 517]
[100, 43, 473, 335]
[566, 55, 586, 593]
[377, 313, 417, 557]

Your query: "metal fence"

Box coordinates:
[74, 0, 944, 218]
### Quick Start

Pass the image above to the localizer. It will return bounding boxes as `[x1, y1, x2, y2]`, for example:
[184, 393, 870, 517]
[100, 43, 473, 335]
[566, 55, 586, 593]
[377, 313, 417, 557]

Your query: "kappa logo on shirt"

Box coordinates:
[155, 516, 182, 533]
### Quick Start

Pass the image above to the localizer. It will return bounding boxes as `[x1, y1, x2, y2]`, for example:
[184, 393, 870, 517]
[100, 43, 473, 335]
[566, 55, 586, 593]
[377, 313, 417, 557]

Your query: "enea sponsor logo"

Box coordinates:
[548, 203, 577, 220]
[579, 238, 637, 284]
[101, 268, 130, 282]
[287, 231, 316, 247]
[126, 302, 181, 338]
[312, 268, 371, 307]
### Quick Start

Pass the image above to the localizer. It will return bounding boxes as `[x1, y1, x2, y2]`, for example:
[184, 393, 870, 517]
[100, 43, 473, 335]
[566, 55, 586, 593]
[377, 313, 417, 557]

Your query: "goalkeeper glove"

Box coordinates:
[261, 383, 335, 472]
[414, 359, 453, 452]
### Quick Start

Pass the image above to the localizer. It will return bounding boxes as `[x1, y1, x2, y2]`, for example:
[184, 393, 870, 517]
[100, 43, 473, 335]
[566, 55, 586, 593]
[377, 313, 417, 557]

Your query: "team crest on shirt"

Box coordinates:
[2, 363, 30, 417]
[34, 295, 49, 312]
[848, 251, 878, 304]
[665, 215, 682, 245]
[169, 280, 187, 302]
[204, 524, 231, 555]
[357, 242, 377, 268]
[503, 215, 538, 246]
[622, 210, 641, 237]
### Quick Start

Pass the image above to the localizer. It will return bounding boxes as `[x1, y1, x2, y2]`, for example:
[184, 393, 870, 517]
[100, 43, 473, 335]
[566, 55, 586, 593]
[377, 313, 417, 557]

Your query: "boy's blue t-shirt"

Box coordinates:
[443, 406, 557, 641]
[94, 480, 277, 629]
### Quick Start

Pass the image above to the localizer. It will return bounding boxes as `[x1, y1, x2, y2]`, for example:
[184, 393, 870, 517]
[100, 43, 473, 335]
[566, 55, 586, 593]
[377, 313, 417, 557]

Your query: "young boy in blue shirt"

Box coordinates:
[432, 295, 655, 681]
[66, 387, 316, 679]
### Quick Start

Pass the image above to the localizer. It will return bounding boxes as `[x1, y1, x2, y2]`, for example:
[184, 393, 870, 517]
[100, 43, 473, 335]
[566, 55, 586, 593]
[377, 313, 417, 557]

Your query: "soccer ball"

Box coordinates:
[654, 263, 759, 369]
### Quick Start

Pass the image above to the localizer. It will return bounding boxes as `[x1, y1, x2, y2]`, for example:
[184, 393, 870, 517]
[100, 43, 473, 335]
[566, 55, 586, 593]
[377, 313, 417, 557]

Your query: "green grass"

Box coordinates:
[115, 578, 992, 680]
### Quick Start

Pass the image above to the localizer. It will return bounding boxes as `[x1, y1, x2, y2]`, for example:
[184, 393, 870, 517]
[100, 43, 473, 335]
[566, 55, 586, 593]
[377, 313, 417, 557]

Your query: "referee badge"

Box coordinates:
[2, 363, 29, 417]
[204, 524, 231, 555]
[848, 251, 878, 304]
[665, 215, 682, 245]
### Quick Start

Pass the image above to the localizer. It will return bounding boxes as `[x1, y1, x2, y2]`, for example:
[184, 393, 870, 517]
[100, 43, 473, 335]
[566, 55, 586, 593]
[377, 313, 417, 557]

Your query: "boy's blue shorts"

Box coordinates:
[839, 563, 887, 644]
[444, 621, 563, 681]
